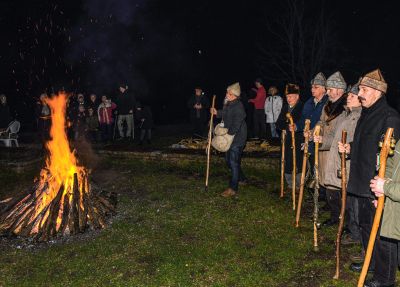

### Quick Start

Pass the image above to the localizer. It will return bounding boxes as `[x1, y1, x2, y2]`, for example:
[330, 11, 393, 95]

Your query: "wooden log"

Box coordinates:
[78, 176, 88, 232]
[59, 191, 71, 235]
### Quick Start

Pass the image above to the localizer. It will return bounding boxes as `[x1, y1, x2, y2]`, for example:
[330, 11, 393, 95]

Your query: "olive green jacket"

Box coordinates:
[381, 141, 400, 240]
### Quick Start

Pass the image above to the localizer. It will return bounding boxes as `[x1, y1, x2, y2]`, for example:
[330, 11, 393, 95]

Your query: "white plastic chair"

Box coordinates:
[0, 120, 20, 147]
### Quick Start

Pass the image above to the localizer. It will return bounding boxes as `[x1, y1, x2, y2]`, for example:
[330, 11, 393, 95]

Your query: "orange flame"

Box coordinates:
[31, 92, 88, 233]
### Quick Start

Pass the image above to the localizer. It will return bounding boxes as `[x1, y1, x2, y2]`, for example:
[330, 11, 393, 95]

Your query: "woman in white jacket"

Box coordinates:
[264, 86, 283, 138]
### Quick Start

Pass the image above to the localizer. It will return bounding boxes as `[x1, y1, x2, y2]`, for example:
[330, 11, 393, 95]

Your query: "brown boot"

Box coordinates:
[221, 188, 236, 198]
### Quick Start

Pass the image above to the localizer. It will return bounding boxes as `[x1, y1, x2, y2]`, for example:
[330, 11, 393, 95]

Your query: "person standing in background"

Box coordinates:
[187, 86, 210, 138]
[249, 78, 267, 140]
[116, 84, 136, 140]
[264, 86, 282, 139]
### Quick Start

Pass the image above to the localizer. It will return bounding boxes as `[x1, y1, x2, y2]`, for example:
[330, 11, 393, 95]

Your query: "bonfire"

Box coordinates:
[0, 93, 116, 241]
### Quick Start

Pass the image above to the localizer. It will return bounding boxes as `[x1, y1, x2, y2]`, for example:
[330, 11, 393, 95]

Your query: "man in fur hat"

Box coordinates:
[210, 82, 247, 197]
[313, 71, 347, 227]
[339, 69, 400, 287]
[276, 84, 304, 189]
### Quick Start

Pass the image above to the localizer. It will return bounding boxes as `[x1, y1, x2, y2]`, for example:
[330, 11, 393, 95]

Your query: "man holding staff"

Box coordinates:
[313, 71, 347, 227]
[210, 83, 247, 198]
[277, 84, 303, 192]
[339, 69, 400, 287]
[370, 140, 400, 287]
[291, 73, 328, 165]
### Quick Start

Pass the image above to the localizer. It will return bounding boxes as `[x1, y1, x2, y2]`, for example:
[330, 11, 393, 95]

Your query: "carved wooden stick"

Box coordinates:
[280, 130, 286, 198]
[286, 113, 296, 211]
[295, 119, 311, 227]
[333, 130, 347, 279]
[313, 124, 321, 251]
[205, 95, 216, 191]
[358, 128, 395, 287]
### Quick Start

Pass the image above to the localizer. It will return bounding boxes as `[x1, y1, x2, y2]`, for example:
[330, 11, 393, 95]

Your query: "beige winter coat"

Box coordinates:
[321, 107, 362, 189]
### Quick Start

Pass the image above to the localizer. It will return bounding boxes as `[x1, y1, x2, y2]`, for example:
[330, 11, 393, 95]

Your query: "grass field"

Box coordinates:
[0, 153, 362, 286]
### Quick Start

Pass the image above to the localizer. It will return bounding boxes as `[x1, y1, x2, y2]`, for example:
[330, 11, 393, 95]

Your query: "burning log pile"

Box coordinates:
[0, 93, 116, 241]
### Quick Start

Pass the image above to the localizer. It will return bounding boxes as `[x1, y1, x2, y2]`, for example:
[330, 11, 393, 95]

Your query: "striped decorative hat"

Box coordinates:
[360, 69, 387, 93]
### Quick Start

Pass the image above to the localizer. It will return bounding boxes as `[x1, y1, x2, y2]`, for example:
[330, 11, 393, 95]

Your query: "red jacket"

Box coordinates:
[249, 86, 267, 110]
[97, 102, 117, 125]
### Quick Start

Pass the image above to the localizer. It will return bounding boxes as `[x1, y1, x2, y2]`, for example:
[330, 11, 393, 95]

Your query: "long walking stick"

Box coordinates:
[295, 119, 311, 227]
[358, 128, 395, 287]
[286, 113, 296, 211]
[280, 130, 286, 198]
[334, 130, 347, 279]
[313, 124, 321, 251]
[205, 95, 216, 191]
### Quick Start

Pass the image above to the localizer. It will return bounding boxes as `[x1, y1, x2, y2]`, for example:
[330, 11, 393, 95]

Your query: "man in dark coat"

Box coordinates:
[339, 69, 400, 287]
[116, 84, 136, 140]
[210, 82, 247, 197]
[187, 87, 210, 138]
[0, 94, 11, 130]
[276, 84, 304, 189]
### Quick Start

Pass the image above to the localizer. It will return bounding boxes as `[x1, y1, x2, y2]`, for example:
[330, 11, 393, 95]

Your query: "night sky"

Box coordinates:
[1, 0, 399, 125]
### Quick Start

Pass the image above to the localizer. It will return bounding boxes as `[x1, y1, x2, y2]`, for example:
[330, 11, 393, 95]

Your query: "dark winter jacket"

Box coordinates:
[0, 104, 11, 129]
[216, 98, 247, 148]
[135, 106, 154, 129]
[116, 91, 136, 115]
[276, 101, 304, 174]
[187, 94, 210, 123]
[86, 99, 100, 112]
[296, 94, 328, 154]
[86, 115, 99, 131]
[296, 95, 328, 131]
[74, 112, 87, 133]
[347, 96, 400, 198]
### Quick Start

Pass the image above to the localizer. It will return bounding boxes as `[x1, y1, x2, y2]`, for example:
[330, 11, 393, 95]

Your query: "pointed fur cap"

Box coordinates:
[310, 72, 326, 86]
[326, 71, 347, 89]
[227, 82, 241, 97]
[360, 69, 387, 93]
[285, 83, 300, 95]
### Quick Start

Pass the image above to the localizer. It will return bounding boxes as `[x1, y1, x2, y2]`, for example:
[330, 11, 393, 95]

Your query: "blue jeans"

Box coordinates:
[270, 123, 278, 138]
[225, 145, 246, 191]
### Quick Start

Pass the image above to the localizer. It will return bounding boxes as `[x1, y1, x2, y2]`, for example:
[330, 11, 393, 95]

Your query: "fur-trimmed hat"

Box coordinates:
[285, 83, 300, 95]
[360, 69, 387, 93]
[227, 82, 241, 97]
[326, 71, 347, 90]
[310, 72, 326, 86]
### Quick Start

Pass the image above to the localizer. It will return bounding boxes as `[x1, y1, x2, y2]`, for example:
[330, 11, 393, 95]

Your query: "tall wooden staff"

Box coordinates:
[286, 113, 296, 211]
[295, 119, 311, 227]
[358, 128, 395, 287]
[280, 130, 286, 198]
[333, 130, 347, 279]
[313, 124, 321, 251]
[205, 95, 216, 191]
